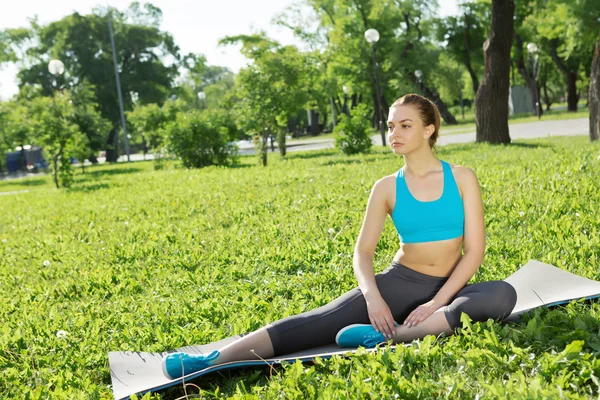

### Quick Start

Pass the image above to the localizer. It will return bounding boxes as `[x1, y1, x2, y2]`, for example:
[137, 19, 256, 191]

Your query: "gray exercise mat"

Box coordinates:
[108, 259, 600, 400]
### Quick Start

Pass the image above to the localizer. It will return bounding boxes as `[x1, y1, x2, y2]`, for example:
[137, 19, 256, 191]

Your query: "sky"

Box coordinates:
[0, 0, 459, 101]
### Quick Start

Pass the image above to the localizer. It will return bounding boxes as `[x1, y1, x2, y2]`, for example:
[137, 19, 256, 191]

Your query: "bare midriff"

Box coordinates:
[392, 236, 464, 278]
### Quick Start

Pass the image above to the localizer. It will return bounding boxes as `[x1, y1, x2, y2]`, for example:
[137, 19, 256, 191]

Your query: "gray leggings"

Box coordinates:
[266, 261, 517, 356]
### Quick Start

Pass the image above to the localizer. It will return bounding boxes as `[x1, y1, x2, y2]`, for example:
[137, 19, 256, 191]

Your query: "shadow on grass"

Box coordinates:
[0, 178, 47, 187]
[439, 141, 552, 156]
[321, 155, 387, 167]
[285, 150, 338, 161]
[82, 167, 145, 179]
[159, 363, 282, 399]
[67, 182, 111, 193]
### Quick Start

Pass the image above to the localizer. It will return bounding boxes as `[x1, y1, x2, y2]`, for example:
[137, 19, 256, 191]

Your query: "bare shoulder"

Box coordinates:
[448, 163, 479, 199]
[372, 173, 397, 213]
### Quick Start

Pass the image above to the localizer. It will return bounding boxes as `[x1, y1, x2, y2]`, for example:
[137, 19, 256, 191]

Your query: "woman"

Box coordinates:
[162, 93, 517, 380]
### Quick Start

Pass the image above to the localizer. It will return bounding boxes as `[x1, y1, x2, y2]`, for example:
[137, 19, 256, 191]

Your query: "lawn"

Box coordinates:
[1, 135, 600, 399]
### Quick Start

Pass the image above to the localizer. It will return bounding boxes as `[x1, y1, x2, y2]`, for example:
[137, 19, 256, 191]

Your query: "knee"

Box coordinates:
[493, 281, 517, 319]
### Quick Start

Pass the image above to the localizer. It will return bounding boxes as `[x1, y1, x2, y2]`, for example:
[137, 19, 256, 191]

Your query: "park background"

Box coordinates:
[1, 0, 600, 398]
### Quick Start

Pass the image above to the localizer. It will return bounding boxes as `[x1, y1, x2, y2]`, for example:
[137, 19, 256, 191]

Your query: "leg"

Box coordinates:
[391, 280, 517, 344]
[215, 264, 422, 364]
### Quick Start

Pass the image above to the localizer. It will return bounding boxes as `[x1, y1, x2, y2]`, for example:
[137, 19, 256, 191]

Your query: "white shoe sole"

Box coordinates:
[161, 354, 176, 380]
[335, 323, 370, 346]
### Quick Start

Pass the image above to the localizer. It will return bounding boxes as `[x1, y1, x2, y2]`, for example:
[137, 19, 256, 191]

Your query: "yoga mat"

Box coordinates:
[109, 259, 600, 400]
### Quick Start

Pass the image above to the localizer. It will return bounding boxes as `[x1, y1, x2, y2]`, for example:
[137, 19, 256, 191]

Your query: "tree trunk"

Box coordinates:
[515, 33, 543, 117]
[330, 97, 337, 130]
[464, 12, 480, 96]
[421, 84, 458, 125]
[262, 131, 268, 167]
[310, 110, 320, 136]
[589, 35, 600, 141]
[549, 38, 579, 112]
[566, 71, 578, 112]
[542, 68, 553, 111]
[475, 0, 514, 144]
[105, 127, 119, 162]
[19, 144, 26, 172]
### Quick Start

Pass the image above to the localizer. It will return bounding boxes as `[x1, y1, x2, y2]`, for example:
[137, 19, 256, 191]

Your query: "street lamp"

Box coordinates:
[48, 59, 65, 90]
[365, 28, 386, 147]
[47, 59, 65, 182]
[527, 42, 541, 119]
[414, 69, 423, 94]
[197, 91, 206, 110]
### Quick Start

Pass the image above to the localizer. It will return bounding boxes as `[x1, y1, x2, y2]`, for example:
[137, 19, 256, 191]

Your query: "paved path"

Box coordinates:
[0, 118, 590, 181]
[241, 117, 590, 154]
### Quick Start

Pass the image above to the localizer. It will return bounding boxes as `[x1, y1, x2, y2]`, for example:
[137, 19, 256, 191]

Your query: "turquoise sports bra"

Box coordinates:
[391, 160, 464, 244]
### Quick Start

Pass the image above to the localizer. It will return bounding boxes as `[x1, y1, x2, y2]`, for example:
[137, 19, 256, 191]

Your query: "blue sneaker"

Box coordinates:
[335, 324, 398, 348]
[161, 350, 220, 380]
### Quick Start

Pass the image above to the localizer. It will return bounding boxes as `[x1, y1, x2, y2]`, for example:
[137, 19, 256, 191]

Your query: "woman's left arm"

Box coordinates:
[403, 167, 486, 326]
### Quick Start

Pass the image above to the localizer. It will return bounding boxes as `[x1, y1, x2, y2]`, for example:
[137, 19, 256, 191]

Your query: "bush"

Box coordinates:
[165, 112, 239, 169]
[334, 103, 373, 155]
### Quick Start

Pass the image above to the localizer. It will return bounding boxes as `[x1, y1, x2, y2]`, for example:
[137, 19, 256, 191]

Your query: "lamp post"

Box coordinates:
[48, 59, 65, 90]
[107, 5, 130, 162]
[47, 59, 65, 185]
[527, 42, 541, 119]
[197, 91, 206, 110]
[365, 28, 386, 147]
[414, 69, 423, 94]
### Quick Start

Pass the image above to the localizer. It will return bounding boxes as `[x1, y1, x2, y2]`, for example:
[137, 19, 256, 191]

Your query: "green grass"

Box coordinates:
[1, 136, 600, 399]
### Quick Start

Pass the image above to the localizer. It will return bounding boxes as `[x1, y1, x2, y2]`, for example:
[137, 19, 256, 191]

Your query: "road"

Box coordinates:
[0, 117, 591, 181]
[237, 117, 590, 155]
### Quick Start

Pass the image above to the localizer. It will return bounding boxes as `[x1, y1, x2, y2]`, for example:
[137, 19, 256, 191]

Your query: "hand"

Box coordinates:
[403, 299, 442, 327]
[365, 293, 396, 340]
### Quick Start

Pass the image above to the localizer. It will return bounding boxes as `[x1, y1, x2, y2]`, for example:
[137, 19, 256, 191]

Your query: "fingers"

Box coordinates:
[404, 308, 433, 327]
[371, 315, 395, 339]
[383, 313, 396, 339]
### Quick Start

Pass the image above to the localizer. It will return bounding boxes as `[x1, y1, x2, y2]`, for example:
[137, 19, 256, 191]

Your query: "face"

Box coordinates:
[387, 105, 434, 154]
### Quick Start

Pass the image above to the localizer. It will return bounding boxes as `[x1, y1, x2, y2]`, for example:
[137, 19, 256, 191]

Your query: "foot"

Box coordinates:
[335, 323, 398, 348]
[161, 350, 220, 380]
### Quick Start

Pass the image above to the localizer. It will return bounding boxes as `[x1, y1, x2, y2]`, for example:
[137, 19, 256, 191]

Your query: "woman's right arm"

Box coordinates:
[353, 178, 396, 338]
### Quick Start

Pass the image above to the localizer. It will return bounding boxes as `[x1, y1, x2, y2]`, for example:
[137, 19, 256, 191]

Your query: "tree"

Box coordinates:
[277, 0, 459, 132]
[221, 34, 311, 165]
[475, 0, 514, 144]
[522, 0, 599, 112]
[28, 92, 87, 188]
[434, 1, 488, 97]
[589, 34, 600, 141]
[14, 2, 181, 162]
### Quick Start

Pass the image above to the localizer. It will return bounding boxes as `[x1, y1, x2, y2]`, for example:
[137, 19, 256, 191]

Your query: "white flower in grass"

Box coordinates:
[575, 213, 580, 217]
[1, 238, 6, 243]
[56, 330, 68, 338]
[43, 260, 51, 267]
[328, 228, 335, 235]
[519, 211, 525, 217]
[124, 221, 129, 226]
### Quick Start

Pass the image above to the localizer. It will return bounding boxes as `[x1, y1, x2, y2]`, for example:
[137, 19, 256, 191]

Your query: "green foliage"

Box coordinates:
[27, 92, 87, 188]
[223, 34, 312, 165]
[15, 3, 181, 130]
[334, 103, 373, 155]
[165, 111, 239, 169]
[0, 136, 600, 398]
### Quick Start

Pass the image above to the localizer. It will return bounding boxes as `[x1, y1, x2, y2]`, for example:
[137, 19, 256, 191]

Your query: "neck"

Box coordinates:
[402, 149, 440, 178]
